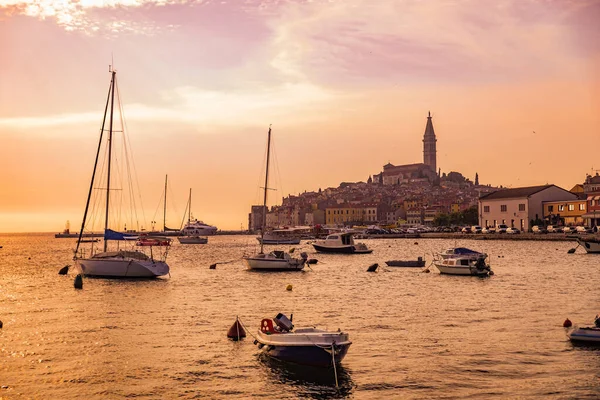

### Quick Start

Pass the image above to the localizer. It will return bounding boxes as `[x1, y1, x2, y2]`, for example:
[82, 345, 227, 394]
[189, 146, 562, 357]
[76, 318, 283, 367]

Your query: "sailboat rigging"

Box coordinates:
[73, 67, 171, 278]
[243, 125, 307, 271]
[178, 189, 209, 244]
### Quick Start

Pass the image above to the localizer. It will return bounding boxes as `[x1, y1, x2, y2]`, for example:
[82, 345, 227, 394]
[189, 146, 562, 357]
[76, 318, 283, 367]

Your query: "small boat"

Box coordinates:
[180, 219, 217, 236]
[433, 255, 493, 276]
[257, 228, 303, 245]
[254, 313, 352, 367]
[385, 257, 425, 267]
[244, 126, 306, 271]
[312, 232, 372, 254]
[568, 316, 600, 343]
[576, 237, 600, 253]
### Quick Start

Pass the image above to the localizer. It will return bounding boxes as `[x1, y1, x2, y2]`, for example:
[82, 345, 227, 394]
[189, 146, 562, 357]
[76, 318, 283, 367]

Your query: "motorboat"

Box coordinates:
[181, 219, 217, 236]
[245, 250, 307, 271]
[244, 126, 306, 271]
[254, 313, 352, 367]
[433, 255, 493, 276]
[312, 232, 372, 254]
[575, 237, 600, 253]
[256, 227, 307, 245]
[73, 68, 171, 279]
[178, 236, 208, 244]
[439, 247, 488, 260]
[568, 316, 600, 343]
[385, 257, 425, 267]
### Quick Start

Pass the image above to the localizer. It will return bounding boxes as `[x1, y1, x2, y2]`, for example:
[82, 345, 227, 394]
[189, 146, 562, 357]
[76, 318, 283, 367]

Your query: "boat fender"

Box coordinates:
[226, 317, 246, 340]
[58, 265, 69, 275]
[307, 259, 318, 264]
[74, 274, 83, 289]
[563, 318, 572, 328]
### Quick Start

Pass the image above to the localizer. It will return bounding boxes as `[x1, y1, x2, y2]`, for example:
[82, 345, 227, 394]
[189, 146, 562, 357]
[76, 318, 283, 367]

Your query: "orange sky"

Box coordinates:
[0, 0, 599, 232]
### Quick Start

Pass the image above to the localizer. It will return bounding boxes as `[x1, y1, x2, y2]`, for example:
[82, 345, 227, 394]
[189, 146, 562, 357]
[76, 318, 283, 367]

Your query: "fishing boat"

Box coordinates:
[178, 189, 209, 244]
[254, 313, 352, 367]
[244, 126, 306, 271]
[73, 67, 171, 278]
[575, 237, 600, 253]
[568, 316, 600, 343]
[433, 255, 493, 276]
[385, 257, 425, 267]
[312, 232, 372, 254]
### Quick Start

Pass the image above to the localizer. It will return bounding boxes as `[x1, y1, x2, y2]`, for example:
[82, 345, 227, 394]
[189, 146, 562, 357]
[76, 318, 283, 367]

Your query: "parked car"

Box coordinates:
[576, 226, 593, 234]
[496, 224, 509, 234]
[547, 225, 561, 233]
[562, 226, 576, 234]
[471, 225, 483, 234]
[482, 227, 495, 234]
[506, 227, 521, 234]
[532, 225, 548, 234]
[461, 227, 471, 234]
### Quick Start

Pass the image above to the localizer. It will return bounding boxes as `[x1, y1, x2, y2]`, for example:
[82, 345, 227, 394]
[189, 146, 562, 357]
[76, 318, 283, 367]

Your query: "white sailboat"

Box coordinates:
[73, 67, 171, 278]
[244, 126, 307, 271]
[178, 189, 208, 244]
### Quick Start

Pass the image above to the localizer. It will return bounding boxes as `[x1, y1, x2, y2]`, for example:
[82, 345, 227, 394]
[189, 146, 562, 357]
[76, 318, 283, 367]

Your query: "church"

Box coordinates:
[372, 112, 438, 185]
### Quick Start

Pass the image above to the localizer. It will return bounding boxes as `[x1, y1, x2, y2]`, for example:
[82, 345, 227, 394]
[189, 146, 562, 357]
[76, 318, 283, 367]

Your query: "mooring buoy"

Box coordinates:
[227, 317, 246, 341]
[307, 259, 318, 265]
[58, 265, 69, 275]
[563, 318, 572, 328]
[209, 264, 217, 269]
[286, 284, 293, 291]
[567, 248, 576, 254]
[367, 263, 379, 272]
[74, 274, 83, 289]
[0, 320, 3, 329]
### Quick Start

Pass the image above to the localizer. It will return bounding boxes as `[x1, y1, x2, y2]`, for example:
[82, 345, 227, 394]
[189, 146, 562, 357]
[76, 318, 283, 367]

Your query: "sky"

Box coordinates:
[0, 0, 599, 232]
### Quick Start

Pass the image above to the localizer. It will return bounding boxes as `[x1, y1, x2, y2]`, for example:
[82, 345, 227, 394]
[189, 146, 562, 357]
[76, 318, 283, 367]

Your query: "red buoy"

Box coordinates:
[227, 318, 246, 341]
[563, 318, 572, 328]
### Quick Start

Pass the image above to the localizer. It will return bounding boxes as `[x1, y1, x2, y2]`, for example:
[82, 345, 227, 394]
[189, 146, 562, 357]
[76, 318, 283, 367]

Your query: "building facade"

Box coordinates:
[542, 199, 587, 226]
[478, 185, 577, 231]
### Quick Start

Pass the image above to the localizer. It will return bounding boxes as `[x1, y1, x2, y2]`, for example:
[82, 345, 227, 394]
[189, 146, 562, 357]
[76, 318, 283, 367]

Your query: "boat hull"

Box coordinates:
[244, 257, 305, 271]
[78, 257, 169, 278]
[577, 238, 600, 254]
[569, 327, 600, 343]
[312, 244, 372, 254]
[258, 238, 301, 245]
[261, 343, 350, 367]
[385, 260, 425, 267]
[178, 236, 208, 244]
[435, 263, 490, 276]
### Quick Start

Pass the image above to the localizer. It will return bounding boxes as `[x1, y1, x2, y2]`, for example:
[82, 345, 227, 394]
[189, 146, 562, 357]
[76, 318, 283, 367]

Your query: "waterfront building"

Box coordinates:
[542, 199, 587, 226]
[248, 205, 266, 233]
[582, 173, 600, 227]
[478, 185, 577, 231]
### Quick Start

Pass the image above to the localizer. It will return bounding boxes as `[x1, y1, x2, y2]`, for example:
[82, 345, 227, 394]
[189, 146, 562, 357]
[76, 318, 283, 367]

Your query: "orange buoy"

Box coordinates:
[563, 318, 572, 328]
[227, 317, 246, 341]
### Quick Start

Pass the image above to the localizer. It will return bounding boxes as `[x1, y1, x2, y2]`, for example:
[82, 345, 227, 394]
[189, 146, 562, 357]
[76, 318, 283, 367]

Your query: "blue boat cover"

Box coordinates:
[453, 247, 482, 255]
[104, 229, 138, 241]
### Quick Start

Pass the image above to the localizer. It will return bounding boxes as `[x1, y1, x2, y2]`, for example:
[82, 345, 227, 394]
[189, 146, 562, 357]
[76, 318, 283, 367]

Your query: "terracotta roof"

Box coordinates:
[479, 185, 558, 200]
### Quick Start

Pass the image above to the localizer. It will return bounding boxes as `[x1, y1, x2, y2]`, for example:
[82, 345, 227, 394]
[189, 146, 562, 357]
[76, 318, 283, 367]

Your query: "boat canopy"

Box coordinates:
[451, 247, 483, 255]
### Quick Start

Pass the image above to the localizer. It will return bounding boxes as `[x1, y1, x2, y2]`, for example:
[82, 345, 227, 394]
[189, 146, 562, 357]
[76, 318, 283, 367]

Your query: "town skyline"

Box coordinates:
[1, 0, 599, 232]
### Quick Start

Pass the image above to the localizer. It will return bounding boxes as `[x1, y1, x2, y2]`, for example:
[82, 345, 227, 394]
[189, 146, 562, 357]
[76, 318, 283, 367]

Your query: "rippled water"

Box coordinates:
[1, 233, 600, 399]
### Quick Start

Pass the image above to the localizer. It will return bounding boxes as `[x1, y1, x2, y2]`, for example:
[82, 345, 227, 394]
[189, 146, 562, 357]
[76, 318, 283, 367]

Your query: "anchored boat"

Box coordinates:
[254, 313, 352, 367]
[312, 232, 372, 254]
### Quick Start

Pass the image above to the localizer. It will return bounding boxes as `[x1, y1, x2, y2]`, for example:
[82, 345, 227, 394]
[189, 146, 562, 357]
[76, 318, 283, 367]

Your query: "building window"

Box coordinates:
[519, 204, 525, 211]
[568, 204, 574, 211]
[548, 205, 554, 212]
[558, 205, 565, 212]
[328, 210, 330, 215]
[501, 205, 507, 212]
[483, 206, 490, 213]
[580, 204, 586, 211]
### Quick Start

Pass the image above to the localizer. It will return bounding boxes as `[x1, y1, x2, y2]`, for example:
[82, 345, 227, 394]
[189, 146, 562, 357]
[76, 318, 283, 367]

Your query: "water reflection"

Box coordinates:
[259, 354, 355, 399]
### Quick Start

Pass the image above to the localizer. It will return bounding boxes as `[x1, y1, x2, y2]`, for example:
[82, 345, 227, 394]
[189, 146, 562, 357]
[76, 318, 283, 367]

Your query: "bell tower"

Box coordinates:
[423, 111, 437, 173]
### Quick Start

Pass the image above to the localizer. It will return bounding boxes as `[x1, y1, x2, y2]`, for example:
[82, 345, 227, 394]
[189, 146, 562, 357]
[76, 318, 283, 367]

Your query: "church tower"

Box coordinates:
[423, 111, 437, 173]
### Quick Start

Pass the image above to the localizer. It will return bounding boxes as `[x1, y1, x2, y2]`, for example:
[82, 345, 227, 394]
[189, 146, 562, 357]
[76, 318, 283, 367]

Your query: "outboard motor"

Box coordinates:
[595, 315, 600, 328]
[300, 252, 308, 260]
[274, 313, 294, 332]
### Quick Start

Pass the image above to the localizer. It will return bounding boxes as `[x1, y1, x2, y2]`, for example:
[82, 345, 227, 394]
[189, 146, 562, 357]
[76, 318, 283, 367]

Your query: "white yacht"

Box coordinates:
[312, 232, 372, 254]
[181, 219, 218, 236]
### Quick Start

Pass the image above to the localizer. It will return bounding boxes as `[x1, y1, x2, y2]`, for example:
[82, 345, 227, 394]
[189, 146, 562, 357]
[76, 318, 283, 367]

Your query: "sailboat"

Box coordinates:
[243, 126, 307, 271]
[178, 189, 208, 244]
[73, 67, 171, 278]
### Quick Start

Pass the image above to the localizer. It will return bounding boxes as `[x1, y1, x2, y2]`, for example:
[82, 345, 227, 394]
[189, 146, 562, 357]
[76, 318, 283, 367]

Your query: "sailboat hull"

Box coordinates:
[78, 257, 169, 278]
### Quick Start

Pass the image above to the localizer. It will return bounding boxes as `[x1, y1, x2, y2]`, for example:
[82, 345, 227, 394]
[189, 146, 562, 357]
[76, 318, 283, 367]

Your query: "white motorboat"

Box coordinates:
[254, 313, 352, 367]
[73, 68, 171, 278]
[576, 237, 600, 253]
[244, 126, 306, 271]
[312, 232, 372, 254]
[178, 189, 209, 244]
[439, 247, 488, 260]
[256, 228, 307, 245]
[568, 315, 600, 343]
[433, 252, 493, 276]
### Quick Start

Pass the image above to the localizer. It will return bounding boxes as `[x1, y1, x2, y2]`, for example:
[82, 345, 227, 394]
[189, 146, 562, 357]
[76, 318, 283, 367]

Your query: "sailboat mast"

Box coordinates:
[188, 188, 192, 223]
[75, 70, 113, 256]
[163, 175, 168, 231]
[104, 69, 116, 252]
[260, 125, 272, 254]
